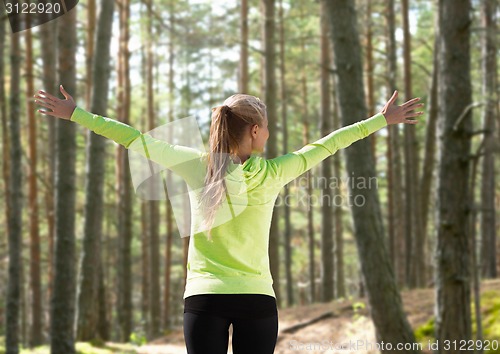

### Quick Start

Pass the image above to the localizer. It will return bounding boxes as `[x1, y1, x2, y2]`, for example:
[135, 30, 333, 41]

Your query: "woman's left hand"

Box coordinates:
[380, 90, 424, 125]
[33, 85, 76, 120]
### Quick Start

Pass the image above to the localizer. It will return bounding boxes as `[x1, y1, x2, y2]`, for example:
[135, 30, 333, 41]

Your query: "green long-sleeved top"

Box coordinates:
[70, 107, 388, 299]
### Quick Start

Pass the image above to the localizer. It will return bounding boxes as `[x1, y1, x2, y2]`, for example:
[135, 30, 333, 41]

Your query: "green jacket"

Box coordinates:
[70, 107, 388, 299]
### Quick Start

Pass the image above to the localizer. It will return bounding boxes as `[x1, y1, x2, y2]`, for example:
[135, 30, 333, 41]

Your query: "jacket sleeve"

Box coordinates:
[70, 107, 206, 185]
[268, 112, 388, 187]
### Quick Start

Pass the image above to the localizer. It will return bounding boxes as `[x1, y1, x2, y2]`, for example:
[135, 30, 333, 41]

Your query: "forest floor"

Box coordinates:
[133, 278, 500, 354]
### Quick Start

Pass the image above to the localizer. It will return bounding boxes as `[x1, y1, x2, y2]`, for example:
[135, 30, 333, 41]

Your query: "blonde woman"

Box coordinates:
[34, 86, 423, 354]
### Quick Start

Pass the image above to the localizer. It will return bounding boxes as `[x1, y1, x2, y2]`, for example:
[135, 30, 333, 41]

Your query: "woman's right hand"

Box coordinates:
[380, 90, 424, 125]
[33, 85, 77, 120]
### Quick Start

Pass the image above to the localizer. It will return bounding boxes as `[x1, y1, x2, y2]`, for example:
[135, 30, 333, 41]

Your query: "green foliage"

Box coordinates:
[414, 290, 500, 353]
[472, 291, 500, 353]
[352, 301, 366, 321]
[352, 301, 365, 312]
[414, 317, 435, 342]
[129, 331, 147, 347]
[5, 342, 137, 354]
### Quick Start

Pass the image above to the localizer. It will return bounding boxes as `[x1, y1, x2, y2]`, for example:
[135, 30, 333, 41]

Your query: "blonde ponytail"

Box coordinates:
[199, 95, 267, 240]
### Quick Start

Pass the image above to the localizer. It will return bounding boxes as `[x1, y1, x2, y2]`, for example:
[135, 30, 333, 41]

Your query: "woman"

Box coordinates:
[34, 85, 423, 354]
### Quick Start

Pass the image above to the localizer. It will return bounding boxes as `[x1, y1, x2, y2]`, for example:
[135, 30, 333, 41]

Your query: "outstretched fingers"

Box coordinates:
[38, 109, 55, 116]
[405, 119, 419, 124]
[37, 90, 61, 102]
[401, 97, 421, 108]
[33, 92, 58, 116]
[33, 95, 56, 107]
[387, 90, 398, 106]
[59, 85, 73, 100]
[405, 110, 424, 118]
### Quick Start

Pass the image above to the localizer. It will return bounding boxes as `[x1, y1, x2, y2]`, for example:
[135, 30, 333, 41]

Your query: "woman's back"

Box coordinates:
[66, 105, 388, 300]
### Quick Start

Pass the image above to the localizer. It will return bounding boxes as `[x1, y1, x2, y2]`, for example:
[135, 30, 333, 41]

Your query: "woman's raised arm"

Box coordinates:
[269, 90, 424, 187]
[33, 85, 206, 187]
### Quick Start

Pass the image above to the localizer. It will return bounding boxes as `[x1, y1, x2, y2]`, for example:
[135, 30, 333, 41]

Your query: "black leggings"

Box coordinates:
[183, 294, 278, 354]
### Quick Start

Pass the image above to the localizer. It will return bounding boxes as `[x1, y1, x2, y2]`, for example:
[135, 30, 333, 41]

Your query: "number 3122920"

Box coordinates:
[5, 1, 62, 14]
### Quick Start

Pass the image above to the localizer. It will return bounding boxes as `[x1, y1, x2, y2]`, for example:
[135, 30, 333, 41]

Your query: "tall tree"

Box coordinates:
[364, 0, 376, 164]
[262, 0, 281, 306]
[146, 1, 162, 338]
[0, 2, 9, 234]
[419, 6, 439, 286]
[332, 88, 345, 298]
[240, 0, 249, 93]
[163, 0, 176, 330]
[385, 0, 405, 287]
[116, 0, 134, 342]
[85, 0, 96, 107]
[51, 6, 78, 354]
[76, 0, 115, 341]
[323, 1, 420, 351]
[402, 0, 425, 288]
[279, 0, 293, 307]
[299, 34, 315, 302]
[25, 18, 43, 347]
[141, 201, 150, 334]
[39, 15, 58, 311]
[468, 139, 484, 351]
[479, 0, 497, 279]
[319, 2, 334, 302]
[435, 0, 473, 349]
[0, 19, 10, 337]
[6, 29, 23, 354]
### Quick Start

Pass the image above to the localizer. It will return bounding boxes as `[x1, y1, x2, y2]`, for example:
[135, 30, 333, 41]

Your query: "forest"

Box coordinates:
[0, 0, 499, 353]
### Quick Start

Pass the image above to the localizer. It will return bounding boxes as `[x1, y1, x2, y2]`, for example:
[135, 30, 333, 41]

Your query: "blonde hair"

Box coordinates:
[199, 94, 267, 240]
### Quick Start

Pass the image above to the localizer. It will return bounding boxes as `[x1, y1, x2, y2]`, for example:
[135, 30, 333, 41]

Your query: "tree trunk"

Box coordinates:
[163, 0, 176, 329]
[25, 20, 43, 347]
[141, 201, 150, 335]
[298, 31, 315, 303]
[364, 0, 376, 164]
[331, 89, 345, 299]
[0, 7, 9, 224]
[39, 18, 57, 316]
[419, 9, 440, 286]
[240, 0, 249, 93]
[76, 0, 115, 341]
[435, 0, 473, 349]
[85, 0, 96, 107]
[6, 29, 22, 354]
[0, 18, 9, 341]
[146, 2, 162, 338]
[262, 0, 281, 307]
[402, 0, 425, 289]
[279, 0, 293, 307]
[384, 0, 405, 287]
[469, 145, 484, 353]
[96, 257, 110, 341]
[320, 3, 334, 302]
[116, 0, 133, 342]
[323, 1, 419, 351]
[480, 0, 497, 279]
[51, 6, 78, 354]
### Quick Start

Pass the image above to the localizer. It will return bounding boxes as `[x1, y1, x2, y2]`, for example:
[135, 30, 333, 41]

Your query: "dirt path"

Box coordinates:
[135, 298, 379, 354]
[135, 279, 500, 354]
